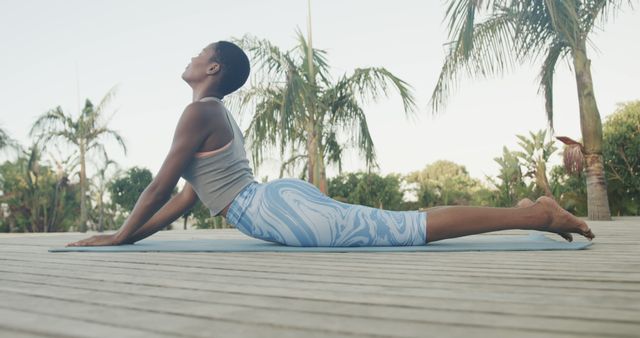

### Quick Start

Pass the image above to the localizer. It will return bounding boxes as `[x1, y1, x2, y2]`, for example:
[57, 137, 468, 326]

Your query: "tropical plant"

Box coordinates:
[431, 0, 634, 219]
[556, 101, 639, 215]
[30, 88, 127, 231]
[91, 157, 120, 232]
[549, 164, 588, 216]
[488, 147, 534, 207]
[235, 32, 416, 193]
[602, 101, 640, 215]
[190, 201, 231, 229]
[0, 145, 81, 232]
[513, 129, 558, 197]
[328, 172, 405, 210]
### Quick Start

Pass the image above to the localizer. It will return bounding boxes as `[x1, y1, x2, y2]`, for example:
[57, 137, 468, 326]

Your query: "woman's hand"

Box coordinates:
[65, 234, 122, 247]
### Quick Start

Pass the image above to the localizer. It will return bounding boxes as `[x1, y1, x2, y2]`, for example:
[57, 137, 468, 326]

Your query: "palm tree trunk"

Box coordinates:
[98, 197, 104, 232]
[306, 123, 319, 187]
[48, 183, 60, 233]
[318, 155, 328, 194]
[79, 143, 88, 231]
[536, 162, 553, 197]
[572, 42, 611, 220]
[316, 124, 328, 194]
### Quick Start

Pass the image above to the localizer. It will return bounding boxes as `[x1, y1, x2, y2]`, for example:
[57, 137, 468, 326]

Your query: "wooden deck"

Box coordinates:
[0, 217, 639, 338]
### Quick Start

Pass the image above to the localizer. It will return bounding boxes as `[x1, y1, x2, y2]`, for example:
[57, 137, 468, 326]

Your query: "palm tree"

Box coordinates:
[430, 0, 633, 220]
[235, 32, 416, 193]
[30, 88, 127, 231]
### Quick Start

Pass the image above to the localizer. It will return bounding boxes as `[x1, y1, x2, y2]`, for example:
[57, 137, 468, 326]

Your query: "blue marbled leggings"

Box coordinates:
[225, 178, 427, 247]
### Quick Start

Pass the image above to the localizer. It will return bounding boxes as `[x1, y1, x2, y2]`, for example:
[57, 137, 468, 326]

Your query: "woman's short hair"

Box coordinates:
[212, 41, 250, 95]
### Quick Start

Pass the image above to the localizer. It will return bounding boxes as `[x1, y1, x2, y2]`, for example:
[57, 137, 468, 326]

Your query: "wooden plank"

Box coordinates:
[2, 258, 639, 298]
[0, 272, 636, 323]
[0, 219, 638, 337]
[0, 291, 356, 338]
[0, 280, 629, 337]
[1, 265, 636, 312]
[0, 327, 55, 338]
[2, 265, 639, 330]
[5, 249, 639, 278]
[0, 307, 169, 338]
[4, 251, 639, 283]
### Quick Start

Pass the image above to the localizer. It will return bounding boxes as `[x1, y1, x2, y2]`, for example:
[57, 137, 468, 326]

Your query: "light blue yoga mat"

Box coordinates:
[49, 232, 592, 252]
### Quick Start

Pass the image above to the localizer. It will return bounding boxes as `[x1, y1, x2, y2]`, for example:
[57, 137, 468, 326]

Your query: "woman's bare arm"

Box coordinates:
[111, 104, 212, 244]
[123, 183, 199, 244]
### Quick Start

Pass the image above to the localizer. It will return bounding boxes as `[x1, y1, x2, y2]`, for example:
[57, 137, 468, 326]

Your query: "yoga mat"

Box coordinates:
[49, 232, 592, 252]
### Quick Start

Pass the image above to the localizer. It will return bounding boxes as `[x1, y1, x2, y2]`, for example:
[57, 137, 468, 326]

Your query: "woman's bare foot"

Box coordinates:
[535, 196, 595, 242]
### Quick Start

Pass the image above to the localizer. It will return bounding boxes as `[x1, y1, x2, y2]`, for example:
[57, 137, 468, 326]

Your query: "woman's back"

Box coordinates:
[181, 97, 256, 217]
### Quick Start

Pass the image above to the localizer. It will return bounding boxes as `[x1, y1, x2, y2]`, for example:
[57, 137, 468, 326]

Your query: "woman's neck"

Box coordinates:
[192, 88, 224, 102]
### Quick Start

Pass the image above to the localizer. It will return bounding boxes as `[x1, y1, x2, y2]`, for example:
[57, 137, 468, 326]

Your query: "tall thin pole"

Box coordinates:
[306, 0, 314, 85]
[75, 61, 81, 112]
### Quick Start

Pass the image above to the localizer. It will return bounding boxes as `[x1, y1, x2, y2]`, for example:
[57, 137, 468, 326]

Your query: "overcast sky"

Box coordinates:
[1, 0, 638, 185]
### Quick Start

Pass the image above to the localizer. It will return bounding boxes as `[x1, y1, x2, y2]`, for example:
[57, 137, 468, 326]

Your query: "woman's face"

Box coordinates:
[182, 43, 217, 83]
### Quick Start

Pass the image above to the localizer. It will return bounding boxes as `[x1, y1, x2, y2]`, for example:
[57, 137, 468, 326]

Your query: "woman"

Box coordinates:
[67, 41, 595, 247]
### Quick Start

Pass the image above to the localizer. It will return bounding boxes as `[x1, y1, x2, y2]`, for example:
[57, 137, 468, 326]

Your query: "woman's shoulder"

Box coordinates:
[181, 100, 229, 129]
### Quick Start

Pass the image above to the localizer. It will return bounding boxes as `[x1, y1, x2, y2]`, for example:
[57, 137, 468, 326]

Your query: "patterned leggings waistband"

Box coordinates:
[226, 181, 259, 225]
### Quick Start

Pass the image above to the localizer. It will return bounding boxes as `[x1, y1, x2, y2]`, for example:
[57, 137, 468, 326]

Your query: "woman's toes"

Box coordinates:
[584, 228, 595, 240]
[559, 233, 573, 242]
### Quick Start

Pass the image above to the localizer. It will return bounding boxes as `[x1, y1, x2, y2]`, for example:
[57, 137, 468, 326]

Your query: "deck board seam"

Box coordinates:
[3, 274, 640, 325]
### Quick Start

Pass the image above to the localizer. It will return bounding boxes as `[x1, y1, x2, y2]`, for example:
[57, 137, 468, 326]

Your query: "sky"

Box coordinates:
[1, 0, 639, 186]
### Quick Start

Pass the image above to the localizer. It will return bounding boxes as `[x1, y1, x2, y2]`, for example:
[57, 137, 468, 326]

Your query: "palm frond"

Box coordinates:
[30, 107, 72, 138]
[89, 128, 127, 155]
[580, 0, 635, 37]
[235, 34, 297, 81]
[0, 127, 18, 151]
[279, 154, 308, 178]
[431, 9, 515, 112]
[341, 67, 417, 115]
[294, 28, 331, 86]
[538, 40, 570, 130]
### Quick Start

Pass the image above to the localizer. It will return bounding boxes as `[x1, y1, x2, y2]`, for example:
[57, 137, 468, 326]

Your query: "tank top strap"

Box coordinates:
[198, 96, 223, 103]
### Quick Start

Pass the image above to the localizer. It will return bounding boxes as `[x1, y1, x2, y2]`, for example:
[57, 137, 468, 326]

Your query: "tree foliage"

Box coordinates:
[549, 165, 588, 216]
[488, 147, 534, 207]
[189, 201, 231, 229]
[30, 88, 127, 230]
[328, 172, 405, 210]
[407, 160, 491, 207]
[513, 129, 558, 197]
[235, 32, 416, 193]
[0, 146, 81, 232]
[602, 101, 640, 215]
[432, 0, 633, 220]
[432, 0, 633, 124]
[108, 167, 152, 213]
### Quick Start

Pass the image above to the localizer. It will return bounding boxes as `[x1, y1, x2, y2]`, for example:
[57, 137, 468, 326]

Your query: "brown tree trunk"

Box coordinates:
[79, 143, 88, 231]
[572, 42, 611, 220]
[536, 161, 553, 197]
[98, 197, 104, 232]
[306, 123, 321, 189]
[318, 156, 328, 194]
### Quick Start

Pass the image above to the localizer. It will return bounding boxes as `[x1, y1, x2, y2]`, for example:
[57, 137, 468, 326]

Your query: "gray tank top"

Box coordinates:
[181, 97, 256, 216]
